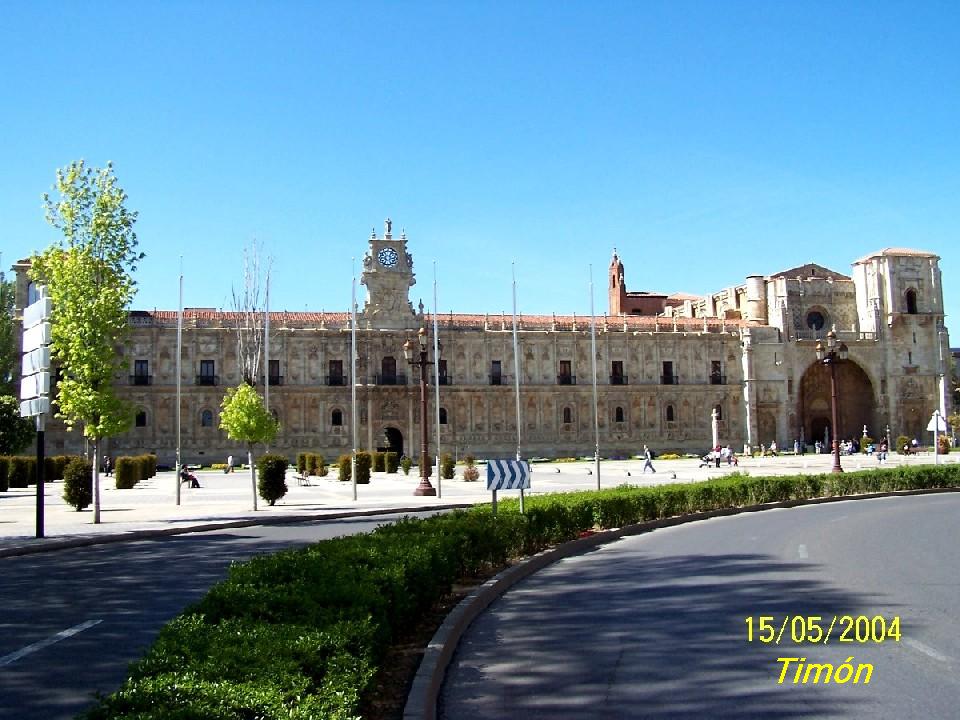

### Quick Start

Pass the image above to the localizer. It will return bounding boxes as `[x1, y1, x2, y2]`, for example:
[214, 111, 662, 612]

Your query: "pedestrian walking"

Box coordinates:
[226, 454, 234, 474]
[642, 445, 656, 473]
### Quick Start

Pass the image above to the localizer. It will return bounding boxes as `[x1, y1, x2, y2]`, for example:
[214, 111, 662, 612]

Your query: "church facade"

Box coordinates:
[13, 221, 950, 465]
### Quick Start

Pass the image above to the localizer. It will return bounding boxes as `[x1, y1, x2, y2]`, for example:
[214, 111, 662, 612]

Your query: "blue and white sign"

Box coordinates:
[486, 459, 531, 491]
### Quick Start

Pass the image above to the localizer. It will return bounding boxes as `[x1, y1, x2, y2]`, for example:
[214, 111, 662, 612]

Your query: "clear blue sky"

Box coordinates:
[2, 1, 958, 334]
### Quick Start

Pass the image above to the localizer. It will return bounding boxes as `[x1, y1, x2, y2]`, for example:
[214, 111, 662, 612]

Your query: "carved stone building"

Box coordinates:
[13, 223, 950, 465]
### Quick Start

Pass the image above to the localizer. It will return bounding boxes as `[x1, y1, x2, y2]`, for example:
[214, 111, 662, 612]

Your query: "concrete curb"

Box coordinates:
[0, 503, 473, 559]
[402, 486, 960, 720]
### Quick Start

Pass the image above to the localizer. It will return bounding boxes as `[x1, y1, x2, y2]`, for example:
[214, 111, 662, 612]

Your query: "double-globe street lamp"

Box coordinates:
[404, 327, 438, 496]
[815, 327, 849, 474]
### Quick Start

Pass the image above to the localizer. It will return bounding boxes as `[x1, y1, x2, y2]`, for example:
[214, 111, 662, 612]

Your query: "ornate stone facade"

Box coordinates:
[13, 229, 949, 465]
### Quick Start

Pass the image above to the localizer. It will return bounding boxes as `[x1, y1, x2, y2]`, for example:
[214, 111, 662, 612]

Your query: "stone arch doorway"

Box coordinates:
[799, 360, 876, 445]
[380, 426, 404, 458]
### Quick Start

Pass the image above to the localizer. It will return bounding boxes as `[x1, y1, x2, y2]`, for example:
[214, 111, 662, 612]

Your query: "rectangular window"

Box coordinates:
[329, 359, 344, 386]
[198, 360, 217, 386]
[268, 359, 282, 386]
[661, 361, 675, 385]
[490, 360, 502, 385]
[133, 359, 150, 386]
[611, 360, 625, 385]
[710, 360, 723, 385]
[438, 359, 449, 386]
[558, 360, 574, 385]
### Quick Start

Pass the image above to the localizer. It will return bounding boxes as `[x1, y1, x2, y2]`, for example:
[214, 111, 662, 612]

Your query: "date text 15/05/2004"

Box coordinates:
[745, 615, 901, 645]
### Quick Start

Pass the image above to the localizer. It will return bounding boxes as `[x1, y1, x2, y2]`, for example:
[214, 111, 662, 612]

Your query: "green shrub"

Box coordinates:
[400, 456, 412, 475]
[463, 456, 480, 482]
[385, 452, 399, 474]
[355, 452, 372, 484]
[307, 453, 324, 476]
[0, 456, 8, 491]
[8, 456, 34, 487]
[63, 458, 93, 511]
[145, 454, 157, 478]
[317, 458, 329, 477]
[296, 452, 308, 475]
[440, 453, 455, 479]
[372, 451, 386, 473]
[337, 454, 352, 482]
[256, 454, 289, 506]
[115, 457, 140, 489]
[896, 435, 911, 454]
[938, 435, 950, 455]
[861, 436, 874, 453]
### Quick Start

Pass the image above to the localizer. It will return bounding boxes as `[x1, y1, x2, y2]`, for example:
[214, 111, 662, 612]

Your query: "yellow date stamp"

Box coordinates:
[745, 615, 901, 645]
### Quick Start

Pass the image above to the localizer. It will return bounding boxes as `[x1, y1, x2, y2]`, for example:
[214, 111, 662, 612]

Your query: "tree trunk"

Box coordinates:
[248, 446, 257, 511]
[93, 440, 101, 524]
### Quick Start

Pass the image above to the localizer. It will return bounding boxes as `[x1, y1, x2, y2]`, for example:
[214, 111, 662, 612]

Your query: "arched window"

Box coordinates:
[905, 289, 918, 314]
[806, 310, 826, 331]
[200, 409, 213, 427]
[615, 406, 624, 423]
[714, 404, 723, 421]
[563, 407, 572, 424]
[666, 404, 675, 422]
[135, 410, 147, 427]
[439, 407, 448, 425]
[332, 409, 343, 427]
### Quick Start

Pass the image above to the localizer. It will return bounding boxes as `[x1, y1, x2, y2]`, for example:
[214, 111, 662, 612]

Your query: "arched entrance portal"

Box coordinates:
[799, 360, 876, 446]
[380, 427, 404, 459]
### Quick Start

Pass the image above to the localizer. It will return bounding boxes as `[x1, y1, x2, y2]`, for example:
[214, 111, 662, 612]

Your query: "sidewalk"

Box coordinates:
[1, 452, 952, 557]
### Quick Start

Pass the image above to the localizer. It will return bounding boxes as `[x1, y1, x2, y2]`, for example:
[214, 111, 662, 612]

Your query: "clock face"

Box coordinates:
[377, 247, 399, 268]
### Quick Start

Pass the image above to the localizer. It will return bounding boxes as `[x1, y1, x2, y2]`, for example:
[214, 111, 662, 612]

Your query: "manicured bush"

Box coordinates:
[8, 456, 34, 488]
[115, 457, 140, 489]
[337, 454, 352, 482]
[256, 454, 289, 506]
[0, 456, 9, 492]
[296, 452, 308, 475]
[372, 451, 386, 473]
[307, 453, 324, 476]
[440, 453, 455, 480]
[355, 451, 372, 484]
[400, 455, 412, 475]
[385, 451, 399, 474]
[317, 458, 329, 477]
[896, 435, 911, 454]
[63, 458, 93, 511]
[862, 436, 874, 453]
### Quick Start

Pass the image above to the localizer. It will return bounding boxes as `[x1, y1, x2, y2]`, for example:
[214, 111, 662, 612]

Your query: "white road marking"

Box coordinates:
[904, 638, 953, 664]
[0, 619, 102, 667]
[798, 544, 809, 559]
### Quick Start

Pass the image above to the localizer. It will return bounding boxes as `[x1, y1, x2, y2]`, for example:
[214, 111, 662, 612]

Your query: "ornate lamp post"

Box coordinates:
[404, 327, 437, 496]
[815, 327, 849, 473]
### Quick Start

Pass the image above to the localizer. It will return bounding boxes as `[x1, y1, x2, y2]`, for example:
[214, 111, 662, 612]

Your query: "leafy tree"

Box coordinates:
[30, 160, 142, 524]
[219, 383, 279, 510]
[0, 275, 16, 396]
[0, 395, 36, 454]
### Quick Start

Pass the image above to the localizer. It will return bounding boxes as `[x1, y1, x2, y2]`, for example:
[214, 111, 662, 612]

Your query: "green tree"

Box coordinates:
[30, 160, 142, 524]
[0, 275, 16, 396]
[0, 395, 35, 454]
[219, 383, 279, 510]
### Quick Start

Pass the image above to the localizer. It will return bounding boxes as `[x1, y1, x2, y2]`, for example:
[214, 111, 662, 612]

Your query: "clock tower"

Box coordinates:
[360, 218, 417, 328]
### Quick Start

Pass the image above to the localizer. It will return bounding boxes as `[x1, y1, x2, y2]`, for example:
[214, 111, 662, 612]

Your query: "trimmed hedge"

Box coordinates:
[440, 453, 455, 480]
[8, 456, 35, 487]
[63, 458, 93, 511]
[372, 451, 386, 473]
[81, 463, 960, 720]
[256, 454, 289, 506]
[385, 452, 399, 474]
[355, 452, 372, 484]
[337, 454, 351, 482]
[0, 457, 8, 492]
[115, 457, 140, 489]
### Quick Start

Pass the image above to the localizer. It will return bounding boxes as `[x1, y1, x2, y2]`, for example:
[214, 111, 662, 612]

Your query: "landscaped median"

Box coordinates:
[81, 464, 960, 720]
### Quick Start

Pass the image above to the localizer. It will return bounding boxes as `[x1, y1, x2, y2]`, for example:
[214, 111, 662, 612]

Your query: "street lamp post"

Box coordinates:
[404, 327, 437, 496]
[816, 327, 849, 474]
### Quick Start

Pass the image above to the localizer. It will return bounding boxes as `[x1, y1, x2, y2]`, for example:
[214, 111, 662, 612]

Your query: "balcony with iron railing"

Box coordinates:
[610, 375, 628, 385]
[326, 375, 348, 387]
[196, 374, 219, 386]
[660, 374, 678, 385]
[557, 374, 577, 385]
[709, 374, 726, 385]
[260, 375, 284, 386]
[374, 373, 408, 386]
[129, 374, 153, 386]
[489, 374, 511, 386]
[438, 375, 452, 386]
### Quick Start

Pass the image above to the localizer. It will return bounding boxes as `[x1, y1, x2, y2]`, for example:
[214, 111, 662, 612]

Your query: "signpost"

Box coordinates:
[486, 459, 531, 516]
[20, 286, 52, 538]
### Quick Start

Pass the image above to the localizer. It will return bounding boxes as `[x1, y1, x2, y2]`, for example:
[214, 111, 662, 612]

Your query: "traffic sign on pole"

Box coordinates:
[19, 286, 52, 539]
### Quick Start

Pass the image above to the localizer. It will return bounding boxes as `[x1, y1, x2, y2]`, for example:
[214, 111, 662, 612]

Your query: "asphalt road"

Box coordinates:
[0, 513, 419, 720]
[440, 494, 960, 719]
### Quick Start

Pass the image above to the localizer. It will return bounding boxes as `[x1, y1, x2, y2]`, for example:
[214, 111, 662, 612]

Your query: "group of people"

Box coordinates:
[698, 445, 739, 468]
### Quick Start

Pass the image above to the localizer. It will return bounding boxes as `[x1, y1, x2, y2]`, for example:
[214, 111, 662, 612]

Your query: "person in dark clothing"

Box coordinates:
[180, 466, 201, 488]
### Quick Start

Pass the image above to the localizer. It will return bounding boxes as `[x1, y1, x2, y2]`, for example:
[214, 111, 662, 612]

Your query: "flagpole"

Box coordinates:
[512, 263, 524, 512]
[351, 259, 358, 501]
[590, 264, 600, 490]
[264, 268, 270, 414]
[433, 261, 442, 498]
[175, 257, 183, 506]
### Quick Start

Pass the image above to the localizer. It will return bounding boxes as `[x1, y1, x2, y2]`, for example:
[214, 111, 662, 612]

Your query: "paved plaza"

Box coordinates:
[2, 450, 954, 556]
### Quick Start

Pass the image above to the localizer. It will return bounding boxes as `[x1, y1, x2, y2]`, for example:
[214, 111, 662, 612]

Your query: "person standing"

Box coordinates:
[227, 454, 234, 474]
[642, 445, 656, 474]
[103, 455, 112, 476]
